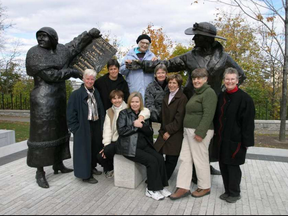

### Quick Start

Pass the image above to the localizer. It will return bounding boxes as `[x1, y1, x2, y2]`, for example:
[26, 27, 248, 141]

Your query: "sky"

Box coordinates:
[1, 0, 285, 62]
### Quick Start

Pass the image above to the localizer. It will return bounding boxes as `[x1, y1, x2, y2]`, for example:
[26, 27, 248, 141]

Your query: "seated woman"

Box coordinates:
[117, 92, 170, 201]
[97, 90, 150, 178]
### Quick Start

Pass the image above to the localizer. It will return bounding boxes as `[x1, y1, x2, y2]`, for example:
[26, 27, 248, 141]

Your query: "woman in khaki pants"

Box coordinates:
[170, 68, 217, 200]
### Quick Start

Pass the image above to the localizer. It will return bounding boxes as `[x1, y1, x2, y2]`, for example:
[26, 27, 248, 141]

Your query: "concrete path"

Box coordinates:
[0, 144, 287, 215]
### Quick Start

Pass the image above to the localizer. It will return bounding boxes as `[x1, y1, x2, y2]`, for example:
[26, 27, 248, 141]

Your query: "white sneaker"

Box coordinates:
[146, 188, 165, 201]
[160, 188, 172, 197]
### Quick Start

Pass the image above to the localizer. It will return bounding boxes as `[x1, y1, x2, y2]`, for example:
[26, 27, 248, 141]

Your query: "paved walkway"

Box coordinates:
[0, 150, 288, 215]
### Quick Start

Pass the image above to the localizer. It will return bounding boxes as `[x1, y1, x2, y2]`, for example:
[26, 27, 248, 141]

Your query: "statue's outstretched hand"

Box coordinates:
[71, 69, 83, 79]
[89, 28, 102, 38]
[126, 60, 143, 70]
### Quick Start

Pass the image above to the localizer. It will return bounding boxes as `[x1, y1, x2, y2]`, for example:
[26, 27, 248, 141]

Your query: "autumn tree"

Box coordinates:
[142, 23, 174, 60]
[213, 11, 277, 119]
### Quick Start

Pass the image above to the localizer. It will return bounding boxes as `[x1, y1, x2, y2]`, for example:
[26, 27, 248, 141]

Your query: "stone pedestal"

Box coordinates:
[0, 130, 15, 148]
[114, 154, 146, 189]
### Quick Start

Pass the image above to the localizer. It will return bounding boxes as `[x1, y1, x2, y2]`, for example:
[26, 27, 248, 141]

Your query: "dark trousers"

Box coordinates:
[125, 144, 168, 191]
[165, 155, 179, 180]
[90, 121, 103, 170]
[219, 161, 242, 197]
[97, 142, 116, 172]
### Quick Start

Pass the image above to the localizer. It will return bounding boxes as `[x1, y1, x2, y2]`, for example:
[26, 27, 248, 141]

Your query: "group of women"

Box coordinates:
[66, 36, 255, 202]
[27, 27, 255, 204]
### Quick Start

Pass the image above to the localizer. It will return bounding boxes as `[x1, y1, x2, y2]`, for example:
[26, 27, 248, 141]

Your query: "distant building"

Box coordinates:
[71, 80, 82, 91]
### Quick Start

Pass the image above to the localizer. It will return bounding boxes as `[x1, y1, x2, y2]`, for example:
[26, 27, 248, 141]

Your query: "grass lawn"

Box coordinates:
[0, 121, 30, 142]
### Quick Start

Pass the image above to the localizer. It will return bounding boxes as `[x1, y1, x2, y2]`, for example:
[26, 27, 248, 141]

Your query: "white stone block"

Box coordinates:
[0, 130, 15, 148]
[114, 154, 146, 189]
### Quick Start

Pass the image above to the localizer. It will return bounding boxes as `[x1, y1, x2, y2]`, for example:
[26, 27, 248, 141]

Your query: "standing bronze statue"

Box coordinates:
[26, 27, 101, 188]
[128, 21, 246, 174]
[130, 22, 246, 98]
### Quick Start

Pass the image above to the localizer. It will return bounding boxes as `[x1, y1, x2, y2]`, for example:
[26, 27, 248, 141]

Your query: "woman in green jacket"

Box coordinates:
[170, 68, 217, 200]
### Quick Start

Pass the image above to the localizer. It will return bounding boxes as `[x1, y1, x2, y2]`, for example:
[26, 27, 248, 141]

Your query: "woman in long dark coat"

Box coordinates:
[154, 74, 188, 180]
[214, 67, 255, 203]
[67, 69, 105, 184]
[26, 27, 101, 188]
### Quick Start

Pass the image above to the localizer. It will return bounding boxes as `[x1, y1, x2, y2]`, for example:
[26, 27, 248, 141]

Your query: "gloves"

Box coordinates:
[89, 28, 102, 38]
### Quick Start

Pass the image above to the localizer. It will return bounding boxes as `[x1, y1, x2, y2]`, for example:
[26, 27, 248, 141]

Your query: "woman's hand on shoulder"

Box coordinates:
[133, 119, 143, 128]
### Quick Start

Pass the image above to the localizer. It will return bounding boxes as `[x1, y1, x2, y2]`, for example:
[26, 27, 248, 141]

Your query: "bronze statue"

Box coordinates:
[26, 27, 101, 188]
[129, 22, 246, 99]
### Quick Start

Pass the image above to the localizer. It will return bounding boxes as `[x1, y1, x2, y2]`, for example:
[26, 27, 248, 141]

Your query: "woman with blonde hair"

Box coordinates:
[117, 92, 170, 201]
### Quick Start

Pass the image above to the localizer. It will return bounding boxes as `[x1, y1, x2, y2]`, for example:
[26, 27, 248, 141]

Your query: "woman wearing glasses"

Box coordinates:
[120, 34, 157, 101]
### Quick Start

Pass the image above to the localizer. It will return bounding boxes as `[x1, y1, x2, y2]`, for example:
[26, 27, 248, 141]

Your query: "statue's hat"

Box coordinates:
[185, 22, 226, 40]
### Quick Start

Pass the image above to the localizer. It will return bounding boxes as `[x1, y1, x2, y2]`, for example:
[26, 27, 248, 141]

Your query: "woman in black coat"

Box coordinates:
[94, 59, 129, 110]
[117, 92, 170, 201]
[214, 67, 255, 203]
[26, 26, 101, 188]
[67, 69, 105, 184]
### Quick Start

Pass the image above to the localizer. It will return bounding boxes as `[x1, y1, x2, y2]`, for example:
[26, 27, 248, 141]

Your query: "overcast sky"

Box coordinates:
[1, 0, 284, 62]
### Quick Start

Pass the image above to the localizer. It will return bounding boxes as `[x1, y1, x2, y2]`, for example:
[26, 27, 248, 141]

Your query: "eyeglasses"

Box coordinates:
[140, 41, 150, 46]
[224, 78, 237, 82]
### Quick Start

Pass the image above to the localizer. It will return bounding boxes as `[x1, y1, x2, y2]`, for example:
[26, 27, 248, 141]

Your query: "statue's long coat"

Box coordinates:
[26, 27, 94, 167]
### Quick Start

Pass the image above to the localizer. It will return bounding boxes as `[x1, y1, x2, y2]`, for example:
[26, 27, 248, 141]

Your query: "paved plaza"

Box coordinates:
[0, 145, 288, 215]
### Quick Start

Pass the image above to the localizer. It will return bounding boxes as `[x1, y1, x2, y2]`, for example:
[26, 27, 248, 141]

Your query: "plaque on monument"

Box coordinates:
[70, 37, 117, 73]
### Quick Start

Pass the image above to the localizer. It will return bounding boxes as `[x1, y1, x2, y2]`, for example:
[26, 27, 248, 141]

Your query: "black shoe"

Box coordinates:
[83, 176, 98, 184]
[219, 193, 229, 200]
[210, 165, 221, 175]
[92, 168, 102, 175]
[36, 171, 49, 189]
[226, 195, 241, 203]
[53, 162, 73, 174]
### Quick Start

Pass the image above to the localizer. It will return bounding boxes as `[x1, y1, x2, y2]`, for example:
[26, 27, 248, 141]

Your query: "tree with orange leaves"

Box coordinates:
[142, 23, 174, 60]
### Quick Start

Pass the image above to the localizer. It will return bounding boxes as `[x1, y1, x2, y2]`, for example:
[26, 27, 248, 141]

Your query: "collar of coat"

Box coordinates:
[101, 73, 126, 83]
[80, 84, 99, 104]
[127, 48, 155, 60]
[164, 88, 184, 105]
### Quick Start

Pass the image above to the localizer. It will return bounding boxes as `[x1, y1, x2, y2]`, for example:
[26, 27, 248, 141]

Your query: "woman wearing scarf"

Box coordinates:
[67, 69, 105, 184]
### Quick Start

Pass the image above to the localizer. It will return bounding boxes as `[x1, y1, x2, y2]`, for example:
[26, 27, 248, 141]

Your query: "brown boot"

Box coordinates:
[169, 188, 190, 200]
[191, 188, 210, 198]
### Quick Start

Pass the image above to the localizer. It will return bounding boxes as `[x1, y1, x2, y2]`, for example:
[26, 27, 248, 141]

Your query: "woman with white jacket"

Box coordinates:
[97, 90, 150, 178]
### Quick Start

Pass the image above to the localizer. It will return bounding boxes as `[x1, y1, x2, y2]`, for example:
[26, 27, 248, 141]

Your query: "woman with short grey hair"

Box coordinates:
[214, 67, 255, 203]
[67, 69, 105, 184]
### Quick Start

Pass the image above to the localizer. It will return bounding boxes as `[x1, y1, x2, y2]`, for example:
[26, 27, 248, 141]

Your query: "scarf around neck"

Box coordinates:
[85, 86, 99, 121]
